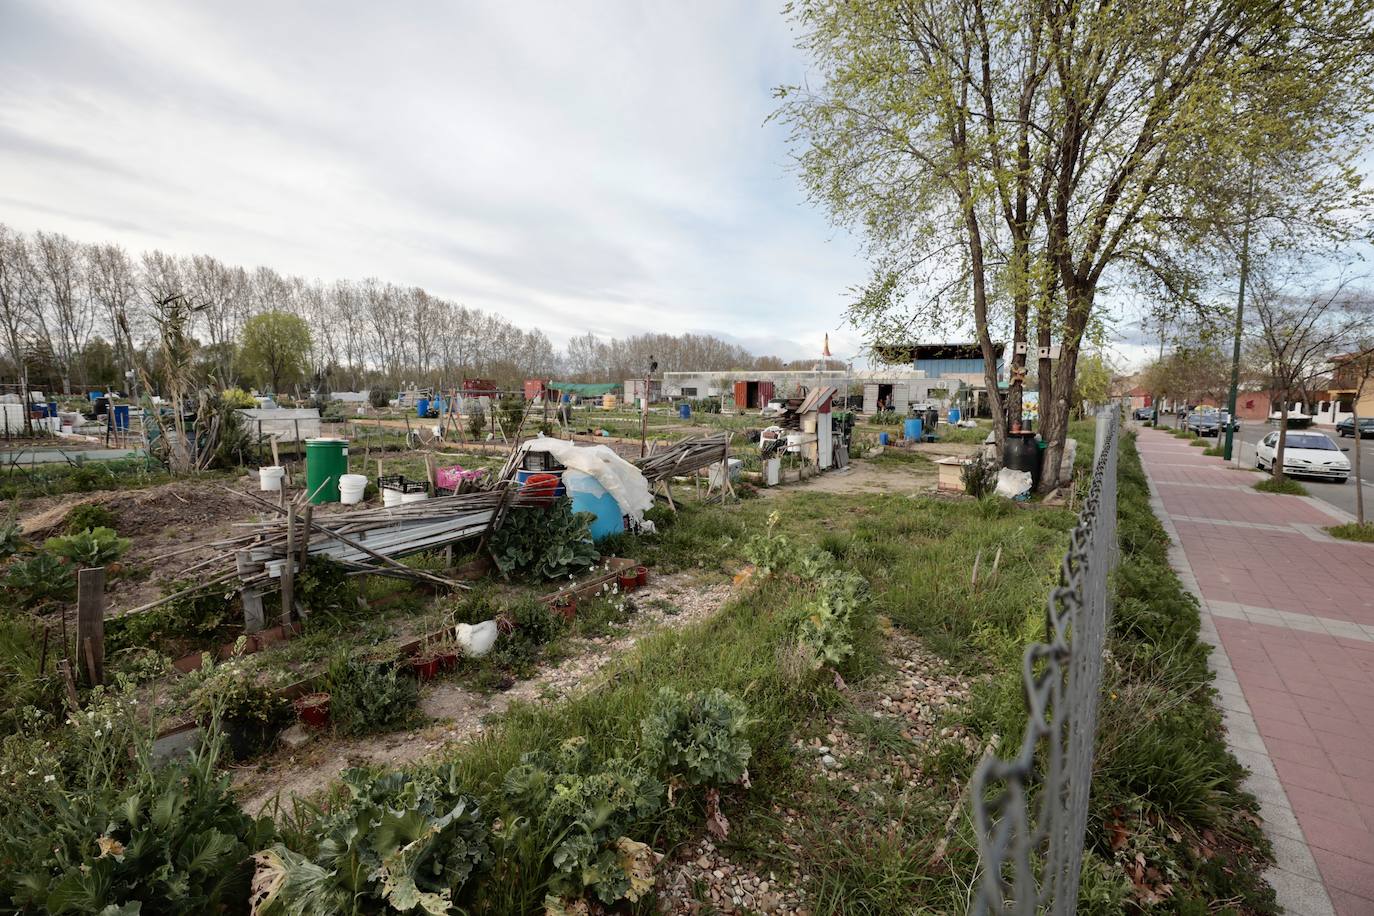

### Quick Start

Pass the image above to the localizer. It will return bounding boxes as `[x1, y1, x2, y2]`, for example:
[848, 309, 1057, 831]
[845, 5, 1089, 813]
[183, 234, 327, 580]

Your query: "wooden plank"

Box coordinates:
[281, 504, 295, 627]
[76, 566, 105, 686]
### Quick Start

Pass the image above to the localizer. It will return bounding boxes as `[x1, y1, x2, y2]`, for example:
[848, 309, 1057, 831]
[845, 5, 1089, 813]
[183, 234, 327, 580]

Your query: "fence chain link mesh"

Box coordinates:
[970, 407, 1120, 915]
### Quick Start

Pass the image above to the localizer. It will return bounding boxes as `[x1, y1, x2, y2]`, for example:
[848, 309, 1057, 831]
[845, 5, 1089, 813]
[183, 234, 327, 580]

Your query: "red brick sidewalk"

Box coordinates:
[1139, 429, 1374, 915]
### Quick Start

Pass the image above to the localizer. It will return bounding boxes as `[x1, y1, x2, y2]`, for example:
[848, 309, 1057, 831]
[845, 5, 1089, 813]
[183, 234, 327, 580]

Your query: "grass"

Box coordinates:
[1327, 522, 1374, 542]
[1202, 443, 1223, 457]
[1254, 475, 1309, 496]
[0, 456, 181, 501]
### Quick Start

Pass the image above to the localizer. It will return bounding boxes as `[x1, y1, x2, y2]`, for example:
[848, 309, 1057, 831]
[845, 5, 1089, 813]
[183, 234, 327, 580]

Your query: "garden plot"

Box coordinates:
[233, 571, 736, 815]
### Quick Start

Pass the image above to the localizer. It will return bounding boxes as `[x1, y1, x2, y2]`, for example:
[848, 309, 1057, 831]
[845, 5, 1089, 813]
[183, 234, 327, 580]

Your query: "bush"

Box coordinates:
[497, 396, 526, 435]
[106, 582, 237, 655]
[44, 526, 130, 567]
[0, 517, 21, 559]
[507, 595, 565, 646]
[688, 397, 721, 414]
[960, 453, 997, 498]
[188, 654, 293, 759]
[367, 387, 391, 409]
[489, 498, 599, 581]
[295, 556, 360, 623]
[467, 408, 487, 439]
[2, 553, 74, 608]
[325, 651, 419, 737]
[220, 386, 258, 409]
[62, 502, 116, 534]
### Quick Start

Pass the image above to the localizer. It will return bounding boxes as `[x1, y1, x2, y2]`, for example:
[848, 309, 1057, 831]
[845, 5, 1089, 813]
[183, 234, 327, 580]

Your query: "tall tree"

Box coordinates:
[777, 0, 1374, 489]
[239, 311, 312, 395]
[0, 225, 38, 427]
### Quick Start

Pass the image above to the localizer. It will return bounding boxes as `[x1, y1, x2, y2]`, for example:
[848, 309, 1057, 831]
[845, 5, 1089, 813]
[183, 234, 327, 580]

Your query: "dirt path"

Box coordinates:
[758, 453, 937, 498]
[233, 572, 737, 815]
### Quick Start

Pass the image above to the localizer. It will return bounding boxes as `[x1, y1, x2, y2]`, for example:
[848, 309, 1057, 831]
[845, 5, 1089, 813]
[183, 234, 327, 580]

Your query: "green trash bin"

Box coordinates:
[305, 437, 349, 504]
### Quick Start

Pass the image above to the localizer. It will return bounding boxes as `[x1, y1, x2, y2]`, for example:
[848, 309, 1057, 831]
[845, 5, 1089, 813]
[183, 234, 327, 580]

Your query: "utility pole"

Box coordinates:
[1223, 166, 1256, 462]
[639, 356, 656, 458]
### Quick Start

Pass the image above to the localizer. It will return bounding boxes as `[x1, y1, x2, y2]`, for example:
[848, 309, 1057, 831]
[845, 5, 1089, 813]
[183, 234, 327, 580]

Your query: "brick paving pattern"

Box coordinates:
[1139, 429, 1374, 915]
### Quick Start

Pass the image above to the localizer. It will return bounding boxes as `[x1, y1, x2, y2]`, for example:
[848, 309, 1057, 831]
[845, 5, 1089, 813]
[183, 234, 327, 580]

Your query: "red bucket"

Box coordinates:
[521, 472, 562, 505]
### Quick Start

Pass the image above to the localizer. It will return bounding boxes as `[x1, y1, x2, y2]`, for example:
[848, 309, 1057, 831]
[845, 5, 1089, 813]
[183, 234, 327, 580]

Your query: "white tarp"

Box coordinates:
[516, 436, 654, 522]
[995, 467, 1033, 500]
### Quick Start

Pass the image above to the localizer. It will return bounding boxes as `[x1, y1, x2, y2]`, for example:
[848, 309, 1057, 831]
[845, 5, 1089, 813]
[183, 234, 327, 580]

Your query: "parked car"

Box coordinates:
[1185, 409, 1239, 437]
[1335, 417, 1374, 438]
[1255, 430, 1350, 481]
[1132, 406, 1156, 421]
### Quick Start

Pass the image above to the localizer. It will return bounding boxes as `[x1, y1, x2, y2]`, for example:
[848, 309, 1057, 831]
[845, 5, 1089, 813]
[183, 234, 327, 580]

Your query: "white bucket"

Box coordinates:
[338, 473, 368, 505]
[61, 424, 73, 434]
[260, 466, 285, 491]
[400, 490, 430, 505]
[382, 487, 404, 508]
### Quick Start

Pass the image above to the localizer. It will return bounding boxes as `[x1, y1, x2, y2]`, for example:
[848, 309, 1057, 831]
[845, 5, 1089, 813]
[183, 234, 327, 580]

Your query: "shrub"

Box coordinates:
[368, 386, 391, 409]
[105, 581, 238, 654]
[62, 502, 116, 534]
[220, 386, 258, 409]
[0, 517, 21, 559]
[497, 396, 526, 435]
[489, 498, 599, 581]
[2, 553, 75, 608]
[44, 526, 130, 567]
[467, 407, 487, 439]
[960, 453, 997, 498]
[508, 595, 565, 646]
[188, 654, 293, 759]
[295, 556, 360, 622]
[252, 766, 490, 915]
[641, 687, 752, 787]
[325, 651, 419, 737]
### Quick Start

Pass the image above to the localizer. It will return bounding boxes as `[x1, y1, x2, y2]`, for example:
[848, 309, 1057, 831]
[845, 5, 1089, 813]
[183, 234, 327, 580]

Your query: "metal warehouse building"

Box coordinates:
[657, 369, 964, 413]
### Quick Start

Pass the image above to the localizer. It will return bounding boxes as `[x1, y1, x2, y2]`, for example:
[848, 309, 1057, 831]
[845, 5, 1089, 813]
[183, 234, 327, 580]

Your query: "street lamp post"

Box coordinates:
[1223, 168, 1256, 463]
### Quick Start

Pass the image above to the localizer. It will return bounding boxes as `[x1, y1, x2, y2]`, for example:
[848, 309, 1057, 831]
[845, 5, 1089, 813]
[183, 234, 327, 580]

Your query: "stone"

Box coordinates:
[278, 723, 314, 751]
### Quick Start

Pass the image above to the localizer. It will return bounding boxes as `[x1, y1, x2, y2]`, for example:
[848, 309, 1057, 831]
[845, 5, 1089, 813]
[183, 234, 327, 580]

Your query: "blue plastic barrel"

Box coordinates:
[515, 468, 566, 499]
[679, 402, 691, 419]
[948, 407, 961, 424]
[564, 470, 625, 541]
[113, 405, 130, 430]
[416, 397, 429, 418]
[878, 431, 890, 445]
[904, 418, 924, 441]
[47, 402, 58, 417]
[89, 391, 102, 402]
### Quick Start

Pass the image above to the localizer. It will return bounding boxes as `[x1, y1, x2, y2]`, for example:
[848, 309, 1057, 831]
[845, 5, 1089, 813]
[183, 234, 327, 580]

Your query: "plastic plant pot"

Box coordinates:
[294, 692, 331, 730]
[436, 649, 459, 673]
[552, 596, 577, 621]
[618, 571, 639, 593]
[635, 565, 648, 587]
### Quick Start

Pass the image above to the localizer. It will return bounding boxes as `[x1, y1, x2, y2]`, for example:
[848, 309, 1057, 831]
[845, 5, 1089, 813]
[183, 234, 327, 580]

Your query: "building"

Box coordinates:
[872, 342, 1005, 417]
[1318, 350, 1374, 426]
[622, 378, 664, 403]
[659, 369, 962, 412]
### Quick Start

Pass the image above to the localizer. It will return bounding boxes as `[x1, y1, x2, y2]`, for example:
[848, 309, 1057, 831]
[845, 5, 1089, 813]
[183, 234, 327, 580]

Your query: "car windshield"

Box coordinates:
[1286, 434, 1337, 451]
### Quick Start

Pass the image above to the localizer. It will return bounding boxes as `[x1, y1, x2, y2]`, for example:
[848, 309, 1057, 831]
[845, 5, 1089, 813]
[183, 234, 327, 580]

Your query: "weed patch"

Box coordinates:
[1327, 522, 1374, 542]
[1254, 475, 1309, 496]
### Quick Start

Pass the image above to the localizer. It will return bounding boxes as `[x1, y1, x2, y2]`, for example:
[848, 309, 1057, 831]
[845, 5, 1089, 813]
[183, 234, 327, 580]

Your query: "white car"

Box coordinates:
[1255, 430, 1350, 481]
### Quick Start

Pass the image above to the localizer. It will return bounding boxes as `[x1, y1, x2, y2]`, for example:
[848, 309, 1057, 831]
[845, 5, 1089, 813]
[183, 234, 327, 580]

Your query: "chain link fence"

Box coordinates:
[970, 407, 1120, 915]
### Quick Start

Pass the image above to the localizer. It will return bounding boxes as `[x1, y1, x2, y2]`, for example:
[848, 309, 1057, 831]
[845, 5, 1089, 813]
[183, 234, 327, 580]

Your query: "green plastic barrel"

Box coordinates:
[305, 438, 349, 504]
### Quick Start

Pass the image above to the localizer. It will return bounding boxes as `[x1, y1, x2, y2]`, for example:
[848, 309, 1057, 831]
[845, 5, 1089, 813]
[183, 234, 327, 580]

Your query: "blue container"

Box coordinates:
[948, 407, 961, 424]
[878, 431, 890, 446]
[679, 402, 691, 419]
[904, 418, 924, 441]
[47, 402, 58, 417]
[565, 470, 625, 541]
[89, 391, 102, 402]
[432, 397, 446, 417]
[416, 397, 429, 418]
[113, 405, 130, 430]
[515, 468, 566, 499]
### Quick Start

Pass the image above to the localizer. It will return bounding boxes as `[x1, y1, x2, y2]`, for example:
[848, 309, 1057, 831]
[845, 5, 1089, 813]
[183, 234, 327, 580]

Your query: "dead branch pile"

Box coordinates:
[634, 433, 730, 483]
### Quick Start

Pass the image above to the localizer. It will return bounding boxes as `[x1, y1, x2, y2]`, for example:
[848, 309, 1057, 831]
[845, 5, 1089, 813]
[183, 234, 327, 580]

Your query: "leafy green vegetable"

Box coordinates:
[641, 687, 752, 787]
[325, 651, 419, 737]
[489, 498, 599, 581]
[44, 526, 131, 567]
[2, 552, 75, 608]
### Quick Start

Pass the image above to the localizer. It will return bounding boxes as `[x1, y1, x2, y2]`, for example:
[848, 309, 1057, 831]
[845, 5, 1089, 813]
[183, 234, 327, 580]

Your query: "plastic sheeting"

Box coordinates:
[516, 436, 655, 523]
[995, 467, 1033, 500]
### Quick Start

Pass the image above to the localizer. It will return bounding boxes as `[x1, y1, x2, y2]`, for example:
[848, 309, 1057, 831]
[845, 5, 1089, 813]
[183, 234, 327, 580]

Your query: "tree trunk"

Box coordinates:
[1274, 395, 1289, 480]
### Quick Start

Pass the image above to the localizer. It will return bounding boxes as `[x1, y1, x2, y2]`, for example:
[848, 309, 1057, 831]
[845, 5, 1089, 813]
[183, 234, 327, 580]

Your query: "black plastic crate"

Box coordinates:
[378, 474, 428, 494]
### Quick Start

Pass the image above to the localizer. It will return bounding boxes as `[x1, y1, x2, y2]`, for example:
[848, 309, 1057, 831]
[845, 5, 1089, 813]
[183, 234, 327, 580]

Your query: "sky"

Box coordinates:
[0, 1, 872, 364]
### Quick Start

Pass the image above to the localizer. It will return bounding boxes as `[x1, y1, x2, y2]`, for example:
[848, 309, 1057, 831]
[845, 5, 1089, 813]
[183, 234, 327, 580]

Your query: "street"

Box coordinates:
[1171, 417, 1374, 521]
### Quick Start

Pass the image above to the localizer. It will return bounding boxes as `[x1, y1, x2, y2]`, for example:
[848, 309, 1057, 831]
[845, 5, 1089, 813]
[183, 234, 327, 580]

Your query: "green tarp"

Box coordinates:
[547, 381, 620, 396]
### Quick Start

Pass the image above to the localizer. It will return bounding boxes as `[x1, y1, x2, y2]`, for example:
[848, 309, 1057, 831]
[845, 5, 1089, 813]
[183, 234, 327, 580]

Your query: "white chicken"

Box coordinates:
[455, 620, 500, 658]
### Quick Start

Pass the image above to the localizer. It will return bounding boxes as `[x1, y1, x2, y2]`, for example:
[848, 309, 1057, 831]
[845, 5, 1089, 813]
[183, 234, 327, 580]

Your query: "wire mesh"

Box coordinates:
[970, 407, 1120, 915]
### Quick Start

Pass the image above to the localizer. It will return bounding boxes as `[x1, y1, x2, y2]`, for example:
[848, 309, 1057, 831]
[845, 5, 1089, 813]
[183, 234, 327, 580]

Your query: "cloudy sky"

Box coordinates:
[0, 1, 873, 362]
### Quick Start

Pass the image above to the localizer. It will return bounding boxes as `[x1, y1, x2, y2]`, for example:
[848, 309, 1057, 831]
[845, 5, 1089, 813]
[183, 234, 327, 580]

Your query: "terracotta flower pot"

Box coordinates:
[436, 649, 459, 673]
[617, 572, 639, 593]
[409, 655, 441, 681]
[552, 597, 577, 621]
[294, 692, 331, 729]
[635, 565, 648, 587]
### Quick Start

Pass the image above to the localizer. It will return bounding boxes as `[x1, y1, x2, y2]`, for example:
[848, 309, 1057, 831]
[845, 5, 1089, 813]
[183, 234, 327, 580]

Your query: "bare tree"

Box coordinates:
[0, 225, 39, 429]
[186, 254, 249, 387]
[1250, 267, 1373, 481]
[33, 232, 93, 393]
[86, 243, 142, 397]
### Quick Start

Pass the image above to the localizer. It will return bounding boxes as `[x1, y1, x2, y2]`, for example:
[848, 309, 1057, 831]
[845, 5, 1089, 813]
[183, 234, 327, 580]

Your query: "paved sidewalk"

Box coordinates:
[1138, 430, 1374, 915]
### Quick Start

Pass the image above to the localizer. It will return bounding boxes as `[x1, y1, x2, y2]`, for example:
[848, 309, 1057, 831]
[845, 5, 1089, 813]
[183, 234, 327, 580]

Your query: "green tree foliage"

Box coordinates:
[776, 0, 1374, 490]
[239, 311, 312, 395]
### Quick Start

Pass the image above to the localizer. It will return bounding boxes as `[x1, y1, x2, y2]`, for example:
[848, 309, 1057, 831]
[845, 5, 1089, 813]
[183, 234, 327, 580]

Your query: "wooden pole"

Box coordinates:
[298, 504, 313, 570]
[76, 566, 106, 687]
[282, 504, 296, 627]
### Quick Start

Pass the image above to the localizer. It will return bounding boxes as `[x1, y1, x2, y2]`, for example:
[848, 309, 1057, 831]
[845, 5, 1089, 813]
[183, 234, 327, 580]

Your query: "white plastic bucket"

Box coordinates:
[260, 466, 285, 491]
[338, 473, 368, 505]
[382, 487, 404, 508]
[400, 490, 429, 505]
[61, 424, 73, 434]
